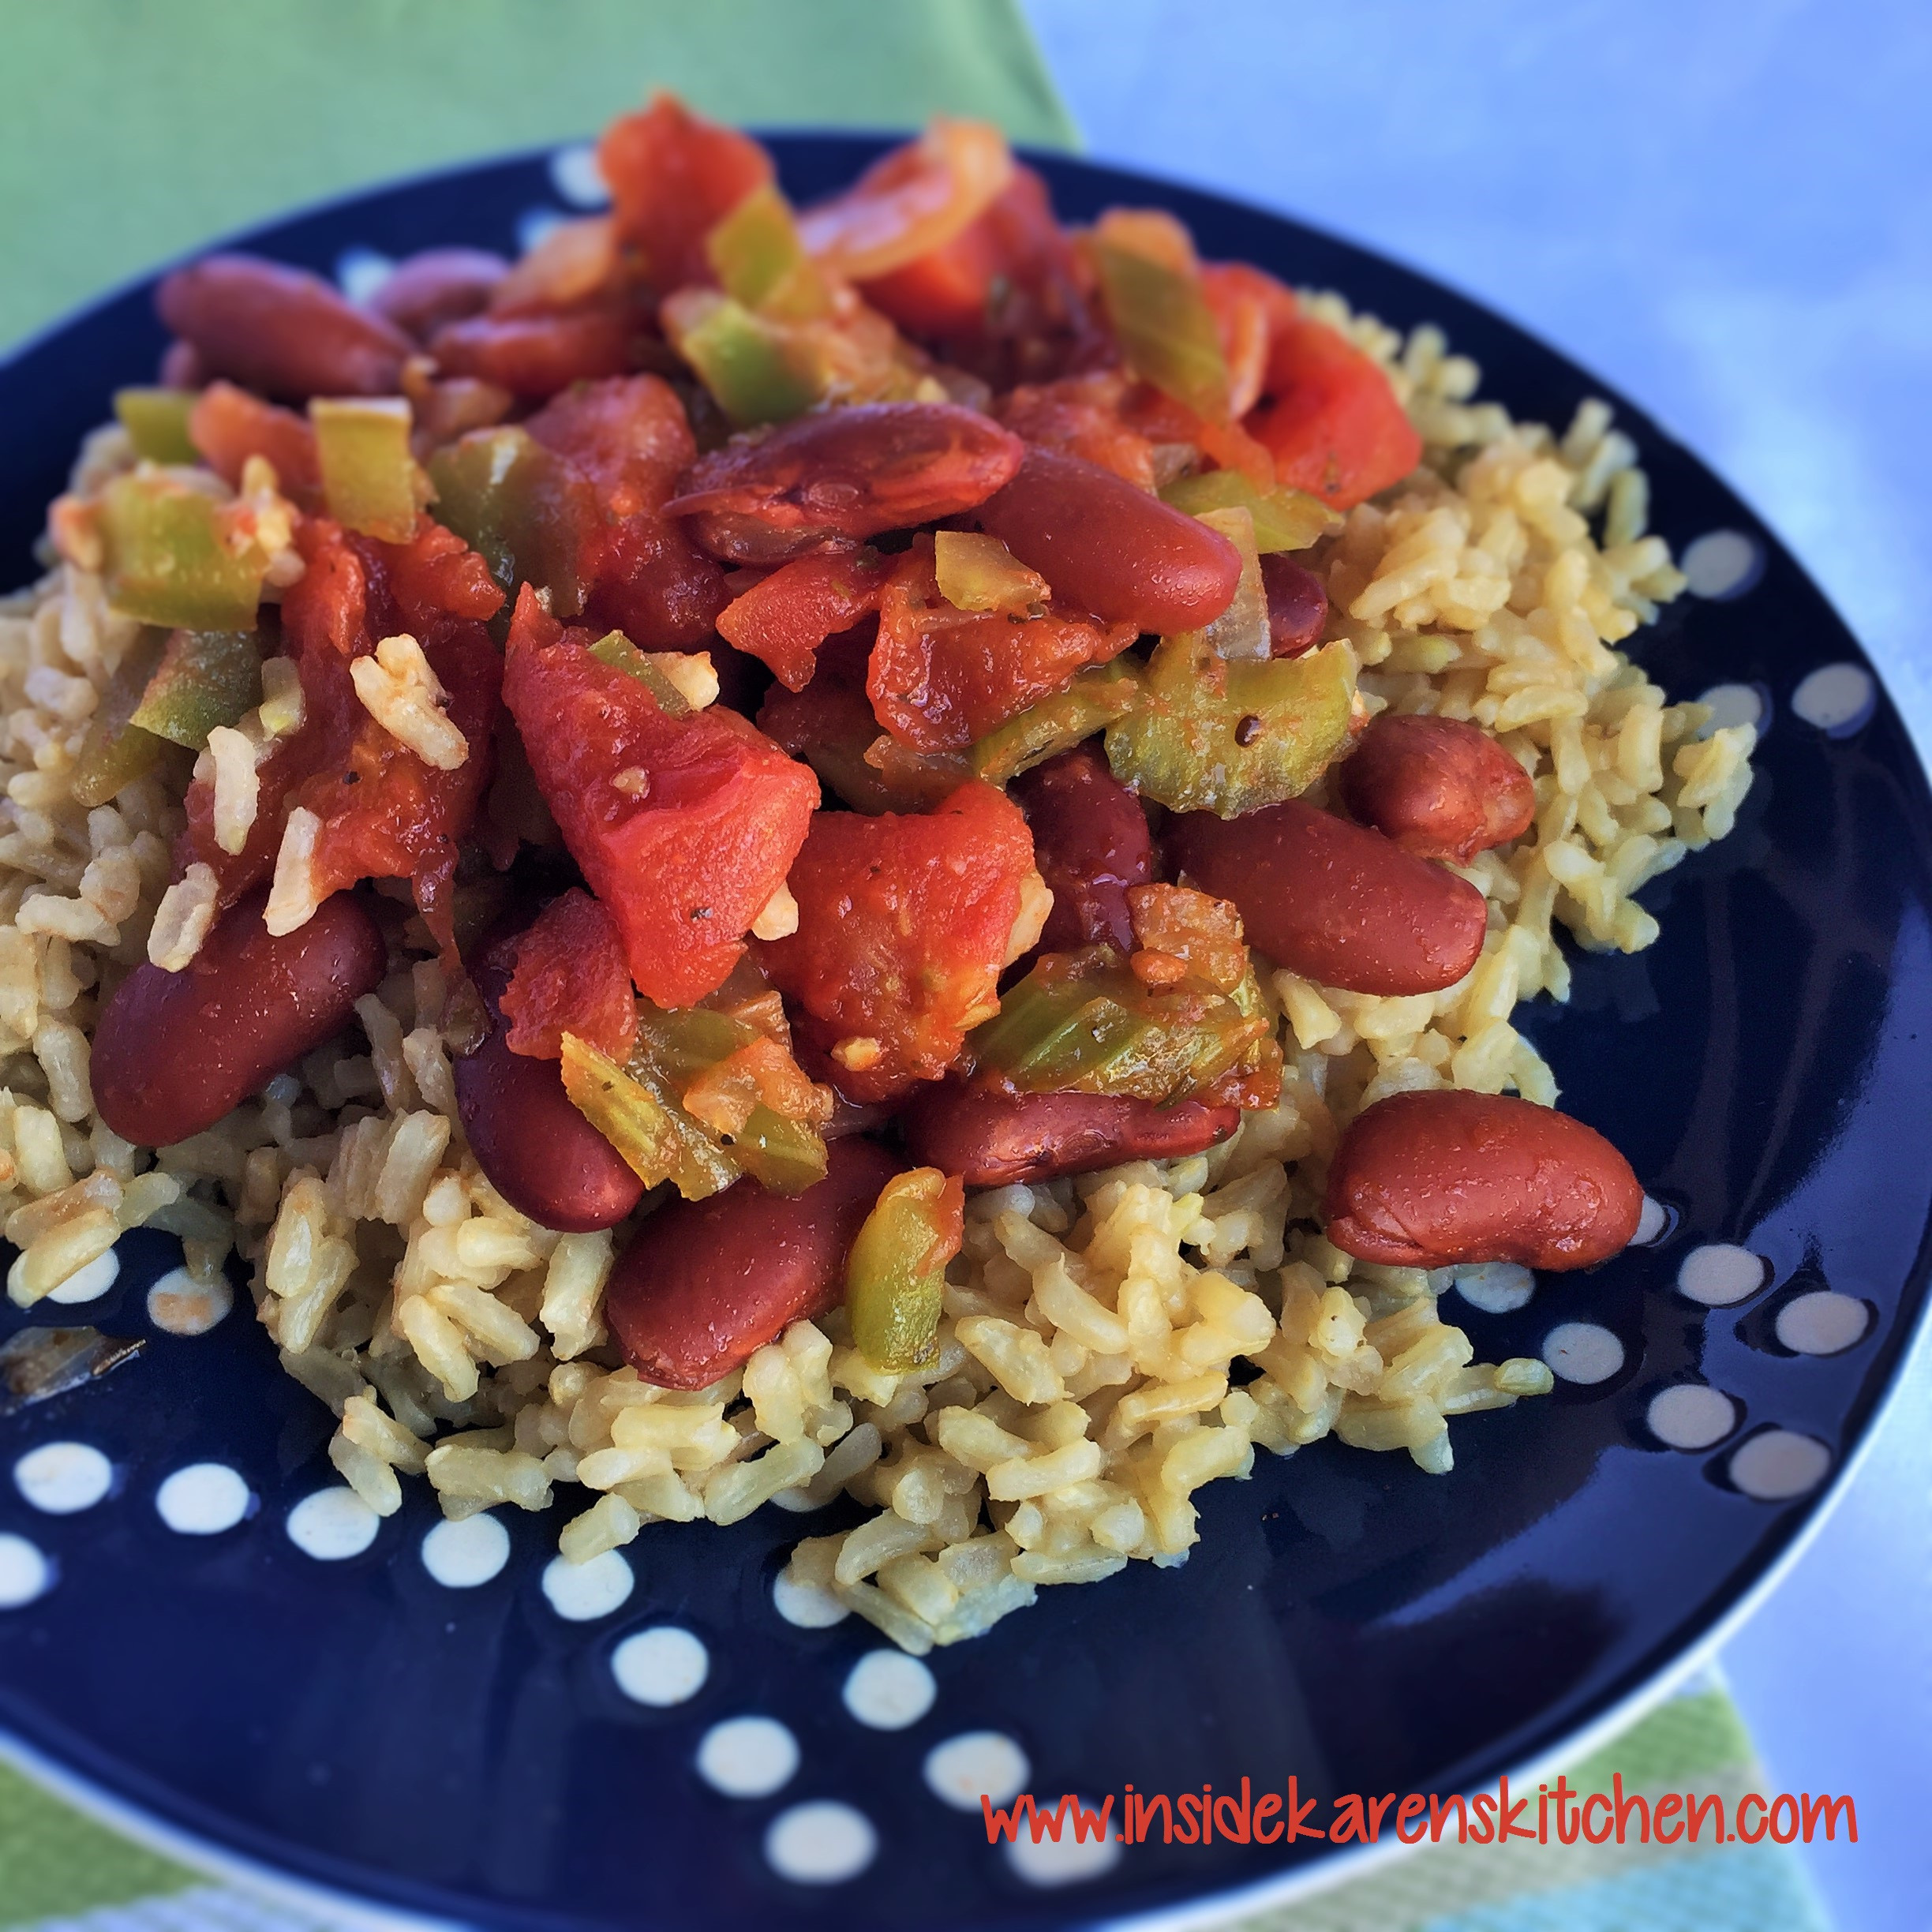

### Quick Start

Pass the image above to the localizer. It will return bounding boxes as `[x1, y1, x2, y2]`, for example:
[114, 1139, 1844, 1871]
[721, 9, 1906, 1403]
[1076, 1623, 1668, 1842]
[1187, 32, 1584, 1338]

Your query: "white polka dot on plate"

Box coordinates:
[764, 1801, 876, 1884]
[155, 1462, 252, 1535]
[1633, 1195, 1672, 1246]
[286, 1486, 380, 1560]
[924, 1731, 1030, 1811]
[146, 1267, 232, 1335]
[549, 143, 609, 208]
[612, 1626, 709, 1706]
[44, 1248, 119, 1305]
[1541, 1322, 1625, 1385]
[1774, 1290, 1870, 1357]
[0, 1533, 53, 1609]
[1676, 1244, 1768, 1307]
[1695, 683, 1767, 737]
[1444, 1262, 1535, 1314]
[517, 208, 567, 255]
[421, 1514, 510, 1589]
[843, 1650, 936, 1730]
[335, 246, 395, 306]
[1792, 664, 1877, 736]
[542, 1548, 635, 1622]
[772, 1567, 848, 1629]
[695, 1716, 799, 1797]
[1681, 530, 1762, 601]
[1646, 1383, 1736, 1451]
[14, 1441, 113, 1515]
[1730, 1429, 1831, 1500]
[1005, 1799, 1122, 1886]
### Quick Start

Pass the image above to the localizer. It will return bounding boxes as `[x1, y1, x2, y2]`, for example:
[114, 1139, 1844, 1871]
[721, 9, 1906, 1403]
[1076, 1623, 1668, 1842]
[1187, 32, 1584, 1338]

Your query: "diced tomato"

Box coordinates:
[866, 537, 1136, 753]
[501, 583, 818, 1008]
[716, 550, 891, 690]
[597, 93, 775, 294]
[1245, 317, 1422, 509]
[188, 380, 320, 506]
[997, 372, 1156, 490]
[178, 517, 506, 945]
[858, 167, 1100, 387]
[524, 374, 730, 650]
[500, 888, 638, 1061]
[797, 122, 1013, 284]
[1117, 376, 1276, 489]
[1201, 264, 1297, 420]
[760, 780, 1038, 1102]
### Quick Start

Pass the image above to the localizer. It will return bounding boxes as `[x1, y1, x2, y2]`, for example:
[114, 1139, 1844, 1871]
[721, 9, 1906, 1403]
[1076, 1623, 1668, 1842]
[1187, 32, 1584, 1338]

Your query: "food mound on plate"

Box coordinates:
[0, 94, 1755, 1651]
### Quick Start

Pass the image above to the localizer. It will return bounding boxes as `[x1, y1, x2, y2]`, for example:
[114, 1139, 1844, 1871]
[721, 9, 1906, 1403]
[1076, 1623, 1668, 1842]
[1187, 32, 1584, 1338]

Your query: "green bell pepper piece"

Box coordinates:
[1105, 637, 1357, 817]
[631, 1004, 828, 1196]
[113, 389, 198, 465]
[588, 631, 693, 718]
[69, 629, 171, 808]
[1160, 470, 1341, 553]
[969, 661, 1142, 784]
[934, 530, 1050, 616]
[846, 1167, 961, 1372]
[706, 184, 829, 320]
[311, 397, 428, 543]
[425, 425, 596, 617]
[1093, 237, 1230, 423]
[560, 1032, 739, 1201]
[129, 627, 262, 751]
[661, 289, 822, 429]
[98, 471, 265, 631]
[968, 946, 1268, 1103]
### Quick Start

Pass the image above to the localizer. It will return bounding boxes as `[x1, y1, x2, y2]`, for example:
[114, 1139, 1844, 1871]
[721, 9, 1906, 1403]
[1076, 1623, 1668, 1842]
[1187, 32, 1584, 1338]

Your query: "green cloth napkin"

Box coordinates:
[0, 7, 1831, 1929]
[0, 0, 1075, 354]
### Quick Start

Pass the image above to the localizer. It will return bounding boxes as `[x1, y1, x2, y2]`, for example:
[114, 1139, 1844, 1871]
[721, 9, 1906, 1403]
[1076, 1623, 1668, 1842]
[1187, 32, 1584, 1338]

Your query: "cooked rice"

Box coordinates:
[0, 305, 1755, 1649]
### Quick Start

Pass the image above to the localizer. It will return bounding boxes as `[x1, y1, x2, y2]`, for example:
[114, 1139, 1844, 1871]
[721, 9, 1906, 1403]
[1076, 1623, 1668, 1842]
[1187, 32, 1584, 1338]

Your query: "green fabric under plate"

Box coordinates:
[0, 7, 1831, 1929]
[0, 0, 1076, 354]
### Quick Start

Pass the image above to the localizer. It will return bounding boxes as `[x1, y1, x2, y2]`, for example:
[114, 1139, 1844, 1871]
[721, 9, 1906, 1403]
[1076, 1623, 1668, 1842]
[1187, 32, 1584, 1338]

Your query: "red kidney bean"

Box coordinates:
[368, 248, 510, 341]
[1260, 553, 1327, 656]
[451, 932, 644, 1234]
[92, 888, 386, 1147]
[155, 254, 414, 401]
[664, 403, 1025, 564]
[1168, 799, 1488, 995]
[159, 339, 207, 389]
[1324, 1090, 1643, 1269]
[902, 1084, 1239, 1186]
[1009, 744, 1151, 954]
[1339, 713, 1537, 863]
[975, 445, 1241, 634]
[428, 307, 635, 397]
[606, 1136, 903, 1389]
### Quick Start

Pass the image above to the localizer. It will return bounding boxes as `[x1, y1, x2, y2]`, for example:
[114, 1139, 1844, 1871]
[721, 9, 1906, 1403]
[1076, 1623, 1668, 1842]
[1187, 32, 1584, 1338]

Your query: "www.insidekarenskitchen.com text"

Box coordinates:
[982, 1777, 1858, 1848]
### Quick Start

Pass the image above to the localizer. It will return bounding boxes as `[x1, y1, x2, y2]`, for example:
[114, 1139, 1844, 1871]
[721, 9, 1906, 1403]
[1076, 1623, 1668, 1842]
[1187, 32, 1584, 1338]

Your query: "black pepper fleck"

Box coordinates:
[1234, 713, 1264, 747]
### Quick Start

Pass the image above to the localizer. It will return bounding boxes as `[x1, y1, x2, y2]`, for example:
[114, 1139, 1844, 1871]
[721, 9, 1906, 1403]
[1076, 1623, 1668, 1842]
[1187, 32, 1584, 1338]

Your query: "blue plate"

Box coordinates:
[3, 138, 1929, 1931]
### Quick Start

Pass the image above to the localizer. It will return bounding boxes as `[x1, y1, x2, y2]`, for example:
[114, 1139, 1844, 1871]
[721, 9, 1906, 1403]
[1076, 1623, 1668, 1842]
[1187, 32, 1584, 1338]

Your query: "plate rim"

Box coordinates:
[2, 128, 1929, 1932]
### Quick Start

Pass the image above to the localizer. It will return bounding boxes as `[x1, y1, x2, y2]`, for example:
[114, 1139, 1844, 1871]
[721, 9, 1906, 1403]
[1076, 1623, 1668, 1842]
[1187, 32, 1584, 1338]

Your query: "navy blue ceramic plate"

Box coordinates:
[2, 138, 1929, 1932]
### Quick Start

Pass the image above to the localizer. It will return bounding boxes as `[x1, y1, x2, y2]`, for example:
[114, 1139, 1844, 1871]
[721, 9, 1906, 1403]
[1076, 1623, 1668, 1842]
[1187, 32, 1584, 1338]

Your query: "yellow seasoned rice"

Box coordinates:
[0, 309, 1755, 1651]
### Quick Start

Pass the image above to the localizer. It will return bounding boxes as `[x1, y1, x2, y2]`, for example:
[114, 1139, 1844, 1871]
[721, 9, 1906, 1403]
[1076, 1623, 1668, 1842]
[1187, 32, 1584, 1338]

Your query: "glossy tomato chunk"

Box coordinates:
[597, 94, 774, 294]
[867, 537, 1136, 753]
[1245, 317, 1422, 510]
[716, 549, 891, 691]
[499, 887, 638, 1061]
[761, 781, 1039, 1102]
[501, 585, 818, 1009]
